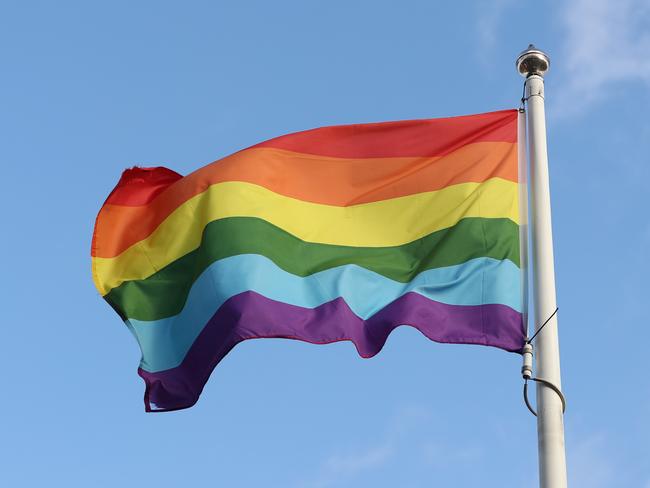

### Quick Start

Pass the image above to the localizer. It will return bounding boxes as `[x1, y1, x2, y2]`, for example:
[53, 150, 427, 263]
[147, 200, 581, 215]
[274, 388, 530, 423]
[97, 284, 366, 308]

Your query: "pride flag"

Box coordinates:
[92, 109, 525, 411]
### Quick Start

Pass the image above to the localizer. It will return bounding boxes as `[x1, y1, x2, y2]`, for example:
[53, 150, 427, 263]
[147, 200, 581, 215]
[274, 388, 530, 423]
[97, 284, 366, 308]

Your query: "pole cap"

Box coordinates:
[516, 44, 550, 77]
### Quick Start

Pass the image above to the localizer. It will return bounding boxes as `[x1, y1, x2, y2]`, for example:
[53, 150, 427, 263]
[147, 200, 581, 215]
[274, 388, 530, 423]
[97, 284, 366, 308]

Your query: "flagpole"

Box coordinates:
[516, 45, 568, 488]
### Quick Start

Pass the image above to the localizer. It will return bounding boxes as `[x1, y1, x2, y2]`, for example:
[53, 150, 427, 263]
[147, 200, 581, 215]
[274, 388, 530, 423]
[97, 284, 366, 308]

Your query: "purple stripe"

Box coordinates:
[138, 291, 525, 412]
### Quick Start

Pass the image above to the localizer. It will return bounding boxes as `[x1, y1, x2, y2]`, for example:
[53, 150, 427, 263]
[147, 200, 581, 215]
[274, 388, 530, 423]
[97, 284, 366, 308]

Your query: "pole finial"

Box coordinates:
[516, 44, 550, 78]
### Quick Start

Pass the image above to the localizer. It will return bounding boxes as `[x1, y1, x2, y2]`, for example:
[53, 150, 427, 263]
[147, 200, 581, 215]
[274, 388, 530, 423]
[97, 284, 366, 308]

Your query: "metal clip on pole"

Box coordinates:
[522, 342, 567, 417]
[522, 343, 533, 380]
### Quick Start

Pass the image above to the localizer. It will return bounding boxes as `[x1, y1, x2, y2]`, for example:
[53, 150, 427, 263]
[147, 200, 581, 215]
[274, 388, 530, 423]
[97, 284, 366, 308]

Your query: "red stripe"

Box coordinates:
[102, 110, 516, 208]
[105, 166, 182, 206]
[254, 110, 517, 158]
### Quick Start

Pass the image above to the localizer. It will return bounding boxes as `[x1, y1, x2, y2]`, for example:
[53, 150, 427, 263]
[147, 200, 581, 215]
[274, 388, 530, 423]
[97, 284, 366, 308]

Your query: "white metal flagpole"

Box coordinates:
[516, 45, 568, 488]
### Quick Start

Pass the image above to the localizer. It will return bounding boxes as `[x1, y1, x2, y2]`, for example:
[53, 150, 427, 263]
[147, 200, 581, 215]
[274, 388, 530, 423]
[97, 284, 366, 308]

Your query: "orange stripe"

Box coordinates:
[92, 141, 517, 258]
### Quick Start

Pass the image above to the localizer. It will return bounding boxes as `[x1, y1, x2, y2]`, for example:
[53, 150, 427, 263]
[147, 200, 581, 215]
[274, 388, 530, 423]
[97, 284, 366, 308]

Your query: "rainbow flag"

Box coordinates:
[92, 109, 525, 411]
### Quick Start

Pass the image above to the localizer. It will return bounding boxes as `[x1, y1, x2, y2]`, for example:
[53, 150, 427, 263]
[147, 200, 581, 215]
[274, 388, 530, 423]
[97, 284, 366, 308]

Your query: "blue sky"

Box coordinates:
[1, 1, 649, 486]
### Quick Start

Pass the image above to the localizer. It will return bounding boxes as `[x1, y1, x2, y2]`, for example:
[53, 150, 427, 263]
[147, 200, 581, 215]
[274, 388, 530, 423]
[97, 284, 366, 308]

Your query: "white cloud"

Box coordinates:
[553, 0, 650, 117]
[475, 0, 515, 68]
[420, 440, 484, 467]
[564, 432, 647, 488]
[323, 443, 394, 478]
[297, 406, 429, 488]
[567, 435, 616, 487]
[299, 441, 393, 488]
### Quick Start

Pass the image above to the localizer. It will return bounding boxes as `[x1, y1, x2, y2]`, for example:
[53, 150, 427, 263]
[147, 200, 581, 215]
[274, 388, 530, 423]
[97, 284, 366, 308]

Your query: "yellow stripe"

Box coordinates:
[93, 178, 519, 295]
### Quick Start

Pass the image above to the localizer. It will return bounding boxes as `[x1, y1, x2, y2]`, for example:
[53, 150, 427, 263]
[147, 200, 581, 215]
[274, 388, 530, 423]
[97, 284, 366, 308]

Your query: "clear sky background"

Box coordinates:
[1, 1, 649, 487]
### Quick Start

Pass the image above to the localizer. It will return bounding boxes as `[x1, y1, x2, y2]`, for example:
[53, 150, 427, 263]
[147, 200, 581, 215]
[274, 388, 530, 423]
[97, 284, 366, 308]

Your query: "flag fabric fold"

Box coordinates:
[92, 109, 525, 412]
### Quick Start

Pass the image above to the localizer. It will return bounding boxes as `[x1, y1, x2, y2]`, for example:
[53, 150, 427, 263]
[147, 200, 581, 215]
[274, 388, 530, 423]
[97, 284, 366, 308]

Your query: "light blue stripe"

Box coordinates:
[128, 255, 521, 372]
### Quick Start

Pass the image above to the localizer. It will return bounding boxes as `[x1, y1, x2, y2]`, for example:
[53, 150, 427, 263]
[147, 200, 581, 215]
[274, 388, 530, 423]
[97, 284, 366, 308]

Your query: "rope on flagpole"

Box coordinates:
[527, 307, 558, 345]
[524, 377, 566, 417]
[519, 80, 527, 112]
[521, 308, 566, 417]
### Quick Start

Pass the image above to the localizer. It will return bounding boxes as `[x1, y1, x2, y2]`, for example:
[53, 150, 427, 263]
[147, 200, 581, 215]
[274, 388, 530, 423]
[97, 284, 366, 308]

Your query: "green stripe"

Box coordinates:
[106, 216, 520, 321]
